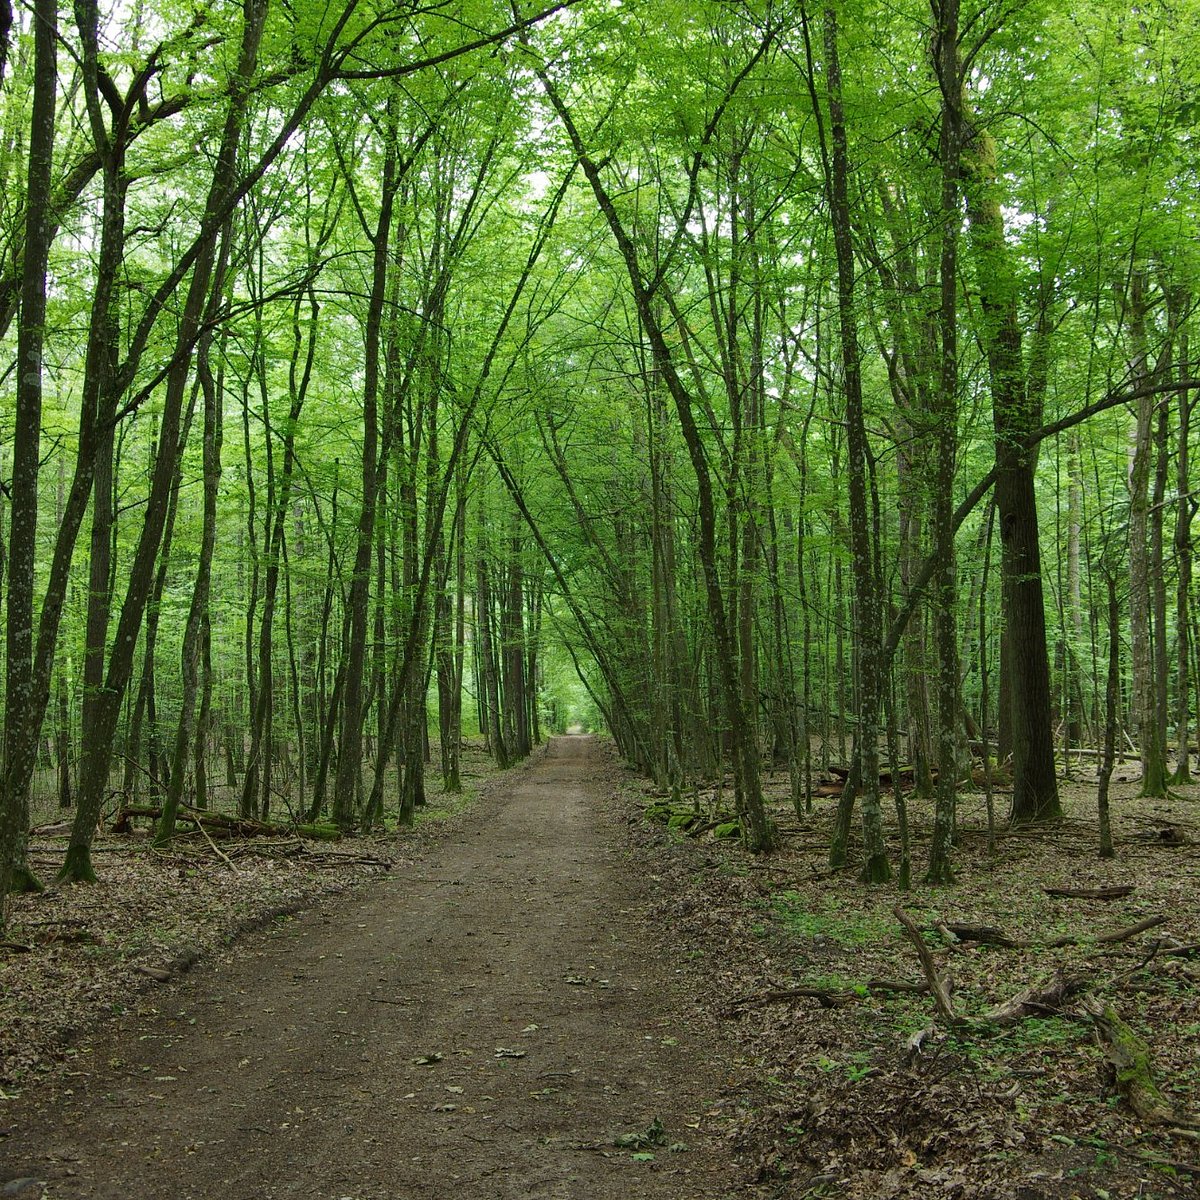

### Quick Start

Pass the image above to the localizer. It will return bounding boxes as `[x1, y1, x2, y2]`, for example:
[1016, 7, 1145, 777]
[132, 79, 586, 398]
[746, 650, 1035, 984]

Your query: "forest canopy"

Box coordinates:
[1, 0, 1197, 914]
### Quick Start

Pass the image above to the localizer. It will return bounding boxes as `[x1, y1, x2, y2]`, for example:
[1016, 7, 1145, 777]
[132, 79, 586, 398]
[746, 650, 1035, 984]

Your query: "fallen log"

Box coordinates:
[1047, 914, 1167, 948]
[1155, 940, 1200, 958]
[726, 984, 858, 1013]
[1083, 997, 1200, 1129]
[110, 803, 340, 842]
[1044, 884, 1135, 900]
[941, 922, 1021, 949]
[867, 977, 929, 995]
[984, 972, 1089, 1024]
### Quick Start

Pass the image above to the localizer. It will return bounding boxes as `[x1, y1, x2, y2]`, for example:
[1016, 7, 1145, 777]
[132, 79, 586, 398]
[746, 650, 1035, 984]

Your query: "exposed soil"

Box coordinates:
[0, 737, 748, 1199]
[4, 739, 1198, 1200]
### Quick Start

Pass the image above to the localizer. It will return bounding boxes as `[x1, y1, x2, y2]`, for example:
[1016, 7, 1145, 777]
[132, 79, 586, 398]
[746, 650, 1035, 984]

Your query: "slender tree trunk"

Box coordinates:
[821, 7, 889, 881]
[926, 0, 962, 885]
[1, 0, 56, 907]
[156, 262, 227, 844]
[477, 545, 509, 770]
[332, 116, 397, 831]
[1098, 573, 1120, 859]
[241, 283, 318, 820]
[1066, 429, 1085, 746]
[194, 614, 213, 811]
[1126, 272, 1168, 796]
[1172, 314, 1193, 783]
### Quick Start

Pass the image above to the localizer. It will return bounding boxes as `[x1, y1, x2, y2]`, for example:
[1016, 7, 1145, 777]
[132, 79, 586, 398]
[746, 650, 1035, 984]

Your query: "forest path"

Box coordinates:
[2, 737, 742, 1199]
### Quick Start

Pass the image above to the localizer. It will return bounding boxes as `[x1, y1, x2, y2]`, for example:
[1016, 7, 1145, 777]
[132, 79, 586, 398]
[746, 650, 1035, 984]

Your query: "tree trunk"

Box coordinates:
[961, 93, 1060, 823]
[0, 0, 56, 908]
[1098, 573, 1120, 859]
[1172, 310, 1193, 783]
[926, 0, 962, 886]
[1125, 272, 1168, 797]
[821, 7, 889, 881]
[332, 114, 397, 832]
[477, 545, 509, 769]
[156, 266, 227, 845]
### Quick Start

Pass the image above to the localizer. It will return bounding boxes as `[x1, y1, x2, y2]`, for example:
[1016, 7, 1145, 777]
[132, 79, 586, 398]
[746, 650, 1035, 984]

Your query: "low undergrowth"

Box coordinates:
[627, 758, 1200, 1199]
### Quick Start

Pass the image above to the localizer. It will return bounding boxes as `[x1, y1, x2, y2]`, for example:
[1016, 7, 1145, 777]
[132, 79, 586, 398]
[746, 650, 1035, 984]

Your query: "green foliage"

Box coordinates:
[3, 0, 1197, 885]
[767, 892, 891, 949]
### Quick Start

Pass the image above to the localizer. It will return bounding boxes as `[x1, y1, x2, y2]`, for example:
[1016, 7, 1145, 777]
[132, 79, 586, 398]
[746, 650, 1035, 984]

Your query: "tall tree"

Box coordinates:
[1, 0, 58, 906]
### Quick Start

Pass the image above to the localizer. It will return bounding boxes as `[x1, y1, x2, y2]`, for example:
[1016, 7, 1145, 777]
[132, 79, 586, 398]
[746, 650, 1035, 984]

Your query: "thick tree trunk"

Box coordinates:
[961, 102, 1060, 823]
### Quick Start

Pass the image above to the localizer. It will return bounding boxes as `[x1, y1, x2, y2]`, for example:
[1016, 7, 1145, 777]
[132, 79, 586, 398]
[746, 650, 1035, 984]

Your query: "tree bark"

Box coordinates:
[960, 87, 1060, 823]
[1, 0, 57, 907]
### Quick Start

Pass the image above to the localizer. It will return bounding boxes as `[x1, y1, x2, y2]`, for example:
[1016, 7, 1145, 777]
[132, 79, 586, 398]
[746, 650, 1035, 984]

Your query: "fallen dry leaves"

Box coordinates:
[622, 761, 1200, 1200]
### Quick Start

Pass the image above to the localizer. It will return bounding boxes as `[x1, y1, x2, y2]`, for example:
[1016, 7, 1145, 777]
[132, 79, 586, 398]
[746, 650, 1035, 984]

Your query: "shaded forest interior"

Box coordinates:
[2, 0, 1200, 906]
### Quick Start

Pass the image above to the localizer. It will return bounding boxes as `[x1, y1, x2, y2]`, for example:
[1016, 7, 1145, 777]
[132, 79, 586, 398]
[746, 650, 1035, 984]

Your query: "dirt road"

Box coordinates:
[1, 738, 743, 1199]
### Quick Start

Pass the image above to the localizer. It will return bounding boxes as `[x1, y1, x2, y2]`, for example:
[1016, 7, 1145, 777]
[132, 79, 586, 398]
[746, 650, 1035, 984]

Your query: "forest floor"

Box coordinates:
[1, 738, 1198, 1200]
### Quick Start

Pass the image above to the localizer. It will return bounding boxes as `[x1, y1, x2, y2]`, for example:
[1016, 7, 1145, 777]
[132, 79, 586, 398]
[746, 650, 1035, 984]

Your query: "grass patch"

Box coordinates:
[768, 890, 892, 948]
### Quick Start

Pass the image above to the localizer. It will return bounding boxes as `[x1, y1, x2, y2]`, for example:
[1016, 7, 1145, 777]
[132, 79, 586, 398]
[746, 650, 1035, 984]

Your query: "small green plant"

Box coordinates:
[768, 891, 891, 948]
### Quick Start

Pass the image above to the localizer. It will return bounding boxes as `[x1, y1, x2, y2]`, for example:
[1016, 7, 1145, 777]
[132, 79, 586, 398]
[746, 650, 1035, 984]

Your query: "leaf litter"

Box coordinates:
[623, 762, 1200, 1199]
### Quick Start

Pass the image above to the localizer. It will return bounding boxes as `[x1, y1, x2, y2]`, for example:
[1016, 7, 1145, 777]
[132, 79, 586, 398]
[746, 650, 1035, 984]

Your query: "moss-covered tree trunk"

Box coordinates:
[1, 0, 57, 907]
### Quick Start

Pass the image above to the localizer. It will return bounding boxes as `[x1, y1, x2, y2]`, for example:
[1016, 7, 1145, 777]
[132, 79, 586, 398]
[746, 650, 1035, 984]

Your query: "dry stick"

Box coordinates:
[195, 811, 240, 873]
[893, 905, 959, 1024]
[1048, 914, 1168, 948]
